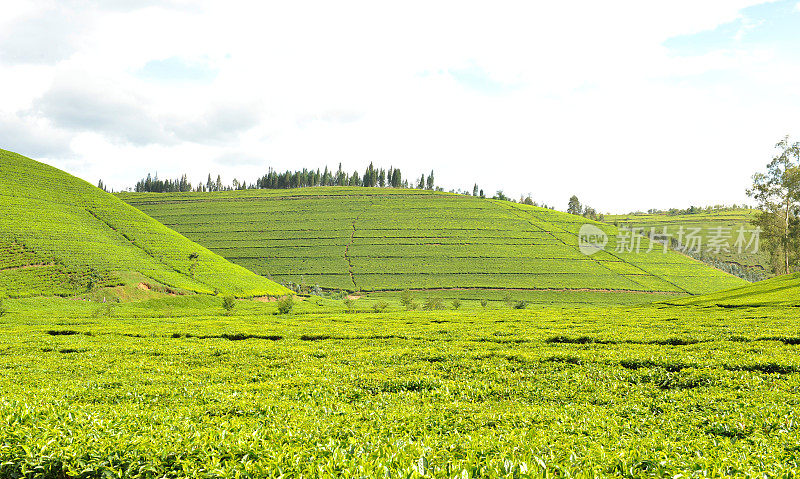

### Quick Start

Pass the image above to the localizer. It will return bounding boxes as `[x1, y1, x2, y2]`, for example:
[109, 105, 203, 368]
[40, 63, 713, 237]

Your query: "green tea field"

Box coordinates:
[0, 150, 289, 299]
[605, 209, 769, 281]
[669, 271, 800, 307]
[1, 297, 799, 476]
[119, 189, 746, 304]
[5, 2, 800, 476]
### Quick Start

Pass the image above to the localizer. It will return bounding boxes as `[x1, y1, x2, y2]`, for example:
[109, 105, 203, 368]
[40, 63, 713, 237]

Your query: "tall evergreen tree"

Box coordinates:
[567, 195, 582, 215]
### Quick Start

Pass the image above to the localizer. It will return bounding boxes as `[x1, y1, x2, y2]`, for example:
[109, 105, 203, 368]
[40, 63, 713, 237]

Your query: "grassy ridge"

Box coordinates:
[0, 149, 290, 298]
[667, 272, 800, 307]
[120, 188, 746, 300]
[2, 298, 800, 475]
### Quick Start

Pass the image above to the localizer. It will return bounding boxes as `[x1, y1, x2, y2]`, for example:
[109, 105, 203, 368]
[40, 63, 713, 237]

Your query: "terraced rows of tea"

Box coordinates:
[120, 188, 746, 299]
[0, 149, 289, 298]
[606, 209, 770, 278]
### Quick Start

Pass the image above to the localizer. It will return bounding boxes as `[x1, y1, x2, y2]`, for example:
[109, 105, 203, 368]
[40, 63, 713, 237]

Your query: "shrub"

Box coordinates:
[503, 294, 513, 307]
[343, 297, 355, 312]
[423, 297, 445, 310]
[372, 301, 389, 313]
[480, 299, 488, 308]
[0, 300, 6, 318]
[93, 303, 115, 318]
[276, 296, 294, 315]
[451, 298, 461, 310]
[222, 296, 236, 314]
[400, 290, 415, 310]
[512, 300, 527, 310]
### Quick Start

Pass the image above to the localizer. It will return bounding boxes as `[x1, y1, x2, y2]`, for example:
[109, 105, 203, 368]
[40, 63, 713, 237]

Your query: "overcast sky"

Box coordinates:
[1, 1, 799, 212]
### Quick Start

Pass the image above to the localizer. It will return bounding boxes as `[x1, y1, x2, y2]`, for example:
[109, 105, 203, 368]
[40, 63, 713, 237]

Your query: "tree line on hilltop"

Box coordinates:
[127, 163, 438, 193]
[123, 164, 557, 208]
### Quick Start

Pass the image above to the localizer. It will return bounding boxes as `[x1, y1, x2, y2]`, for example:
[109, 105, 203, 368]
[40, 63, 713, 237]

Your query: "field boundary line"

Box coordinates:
[495, 202, 658, 291]
[0, 263, 55, 272]
[345, 205, 366, 291]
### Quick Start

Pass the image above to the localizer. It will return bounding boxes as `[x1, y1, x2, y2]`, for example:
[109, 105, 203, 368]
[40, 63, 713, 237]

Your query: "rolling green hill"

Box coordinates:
[666, 272, 800, 307]
[120, 188, 747, 304]
[605, 209, 769, 281]
[0, 149, 290, 299]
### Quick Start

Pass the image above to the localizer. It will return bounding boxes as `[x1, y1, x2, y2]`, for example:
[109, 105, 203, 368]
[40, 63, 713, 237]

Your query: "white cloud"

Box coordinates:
[0, 0, 795, 211]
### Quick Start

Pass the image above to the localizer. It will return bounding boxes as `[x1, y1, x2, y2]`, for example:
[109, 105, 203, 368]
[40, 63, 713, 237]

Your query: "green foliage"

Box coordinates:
[1, 299, 800, 475]
[451, 298, 461, 309]
[503, 293, 513, 308]
[422, 297, 445, 310]
[747, 136, 800, 275]
[668, 271, 800, 307]
[92, 302, 115, 318]
[372, 300, 389, 313]
[0, 149, 290, 299]
[121, 188, 747, 302]
[343, 297, 355, 312]
[222, 295, 236, 314]
[0, 300, 6, 317]
[606, 208, 769, 281]
[400, 290, 415, 310]
[480, 299, 488, 308]
[567, 195, 582, 215]
[276, 296, 294, 314]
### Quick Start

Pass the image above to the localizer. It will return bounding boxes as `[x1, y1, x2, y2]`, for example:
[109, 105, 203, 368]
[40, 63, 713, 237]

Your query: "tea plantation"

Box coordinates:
[1, 297, 799, 477]
[0, 150, 289, 299]
[605, 209, 769, 280]
[669, 271, 800, 307]
[119, 189, 746, 304]
[4, 151, 799, 477]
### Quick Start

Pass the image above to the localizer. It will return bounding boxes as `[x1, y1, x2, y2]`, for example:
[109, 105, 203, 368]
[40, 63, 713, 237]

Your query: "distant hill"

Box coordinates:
[120, 188, 747, 304]
[605, 209, 769, 281]
[664, 272, 800, 307]
[0, 149, 290, 299]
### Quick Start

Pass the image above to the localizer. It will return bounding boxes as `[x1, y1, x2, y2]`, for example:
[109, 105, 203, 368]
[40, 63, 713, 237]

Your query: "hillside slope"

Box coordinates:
[120, 188, 746, 301]
[665, 272, 800, 307]
[606, 209, 769, 281]
[0, 149, 290, 299]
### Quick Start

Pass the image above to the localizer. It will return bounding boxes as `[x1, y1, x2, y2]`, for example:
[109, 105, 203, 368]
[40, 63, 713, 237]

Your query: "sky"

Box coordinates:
[1, 0, 799, 213]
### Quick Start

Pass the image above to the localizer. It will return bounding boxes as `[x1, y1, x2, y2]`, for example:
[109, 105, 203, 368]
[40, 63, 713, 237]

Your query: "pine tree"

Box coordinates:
[426, 170, 434, 190]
